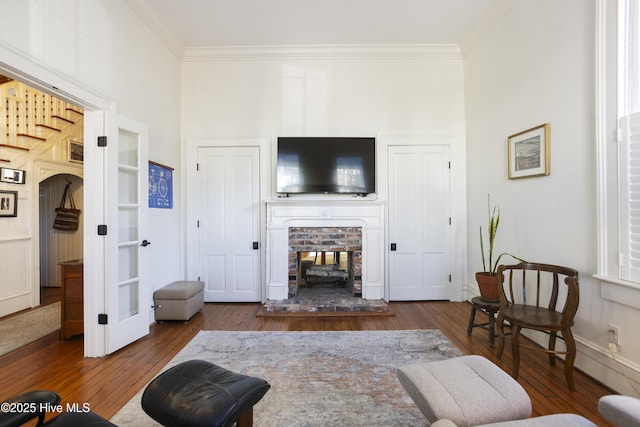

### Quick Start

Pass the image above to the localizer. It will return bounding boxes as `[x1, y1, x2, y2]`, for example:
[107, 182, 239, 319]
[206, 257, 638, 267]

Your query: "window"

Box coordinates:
[618, 0, 640, 282]
[596, 0, 640, 304]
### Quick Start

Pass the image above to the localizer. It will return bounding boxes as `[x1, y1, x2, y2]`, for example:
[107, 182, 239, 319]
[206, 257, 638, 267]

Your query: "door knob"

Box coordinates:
[140, 240, 151, 247]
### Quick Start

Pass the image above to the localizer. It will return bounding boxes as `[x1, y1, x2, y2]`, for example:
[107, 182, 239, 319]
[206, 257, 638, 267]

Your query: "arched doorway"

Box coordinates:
[39, 174, 83, 296]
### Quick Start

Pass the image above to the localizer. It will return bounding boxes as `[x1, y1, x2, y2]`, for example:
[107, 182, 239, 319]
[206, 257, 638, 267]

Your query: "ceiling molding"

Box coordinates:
[459, 0, 519, 56]
[126, 0, 185, 59]
[182, 44, 462, 62]
[129, 0, 510, 61]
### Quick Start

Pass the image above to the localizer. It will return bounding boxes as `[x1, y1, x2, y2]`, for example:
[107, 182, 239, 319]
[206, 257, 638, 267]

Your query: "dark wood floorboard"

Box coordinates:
[0, 301, 615, 426]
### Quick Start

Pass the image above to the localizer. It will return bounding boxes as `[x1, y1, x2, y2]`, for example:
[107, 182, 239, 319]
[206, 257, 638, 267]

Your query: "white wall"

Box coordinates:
[0, 0, 182, 315]
[181, 48, 468, 300]
[465, 0, 639, 394]
[182, 53, 465, 139]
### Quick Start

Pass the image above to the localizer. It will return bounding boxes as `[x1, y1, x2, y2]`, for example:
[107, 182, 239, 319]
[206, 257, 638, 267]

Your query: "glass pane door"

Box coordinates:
[118, 128, 140, 320]
[105, 113, 149, 355]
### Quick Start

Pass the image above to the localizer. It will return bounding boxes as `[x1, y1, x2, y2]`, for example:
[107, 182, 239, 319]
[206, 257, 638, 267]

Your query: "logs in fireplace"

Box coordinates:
[303, 263, 349, 287]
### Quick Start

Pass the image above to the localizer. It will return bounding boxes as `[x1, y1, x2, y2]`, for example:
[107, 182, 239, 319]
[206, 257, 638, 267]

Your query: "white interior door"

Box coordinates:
[197, 146, 261, 302]
[104, 113, 149, 354]
[388, 145, 450, 300]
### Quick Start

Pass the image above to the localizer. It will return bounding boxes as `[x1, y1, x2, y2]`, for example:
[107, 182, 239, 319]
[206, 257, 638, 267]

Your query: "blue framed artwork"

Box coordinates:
[148, 161, 174, 209]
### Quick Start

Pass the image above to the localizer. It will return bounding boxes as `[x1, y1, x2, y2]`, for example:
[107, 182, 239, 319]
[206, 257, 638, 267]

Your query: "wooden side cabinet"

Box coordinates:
[59, 259, 83, 340]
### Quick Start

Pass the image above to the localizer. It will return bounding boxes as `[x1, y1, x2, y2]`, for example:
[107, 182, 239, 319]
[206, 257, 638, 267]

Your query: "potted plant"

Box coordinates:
[476, 201, 523, 302]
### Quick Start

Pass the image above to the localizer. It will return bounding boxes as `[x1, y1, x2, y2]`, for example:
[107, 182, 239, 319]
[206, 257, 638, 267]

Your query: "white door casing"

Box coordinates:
[388, 145, 451, 300]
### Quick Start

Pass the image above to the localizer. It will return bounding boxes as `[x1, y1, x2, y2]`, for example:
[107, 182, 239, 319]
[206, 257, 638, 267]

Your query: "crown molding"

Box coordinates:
[128, 0, 513, 61]
[459, 0, 519, 56]
[125, 0, 185, 59]
[182, 44, 462, 62]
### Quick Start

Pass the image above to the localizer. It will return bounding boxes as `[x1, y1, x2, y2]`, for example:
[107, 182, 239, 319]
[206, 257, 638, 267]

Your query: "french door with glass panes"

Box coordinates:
[103, 113, 150, 354]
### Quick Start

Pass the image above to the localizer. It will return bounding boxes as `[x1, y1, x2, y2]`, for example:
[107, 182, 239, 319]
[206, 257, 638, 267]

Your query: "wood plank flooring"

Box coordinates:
[0, 301, 615, 426]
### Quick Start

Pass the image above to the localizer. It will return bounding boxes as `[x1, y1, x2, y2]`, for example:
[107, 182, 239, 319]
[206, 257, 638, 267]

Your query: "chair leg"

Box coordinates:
[548, 331, 557, 366]
[237, 407, 254, 427]
[563, 328, 577, 392]
[496, 314, 506, 357]
[467, 305, 477, 335]
[488, 310, 496, 348]
[511, 326, 521, 379]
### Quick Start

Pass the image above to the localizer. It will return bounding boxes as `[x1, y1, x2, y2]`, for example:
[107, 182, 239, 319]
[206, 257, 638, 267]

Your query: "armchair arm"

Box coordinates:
[598, 395, 640, 427]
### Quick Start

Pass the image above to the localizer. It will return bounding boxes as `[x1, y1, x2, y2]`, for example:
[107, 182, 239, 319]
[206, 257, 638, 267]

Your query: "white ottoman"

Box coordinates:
[153, 281, 204, 321]
[397, 355, 532, 427]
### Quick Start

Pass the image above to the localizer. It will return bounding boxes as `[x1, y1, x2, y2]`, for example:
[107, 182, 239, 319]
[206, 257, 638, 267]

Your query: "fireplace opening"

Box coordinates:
[299, 251, 353, 291]
[288, 227, 363, 298]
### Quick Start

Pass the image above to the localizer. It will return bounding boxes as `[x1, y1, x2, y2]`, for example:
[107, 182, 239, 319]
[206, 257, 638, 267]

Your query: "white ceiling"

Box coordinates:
[142, 0, 502, 49]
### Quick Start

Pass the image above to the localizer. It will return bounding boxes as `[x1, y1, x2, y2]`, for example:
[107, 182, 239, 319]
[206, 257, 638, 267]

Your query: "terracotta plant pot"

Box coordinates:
[475, 272, 500, 302]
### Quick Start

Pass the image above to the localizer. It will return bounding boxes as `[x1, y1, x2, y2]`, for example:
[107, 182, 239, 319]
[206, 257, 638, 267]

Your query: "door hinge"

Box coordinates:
[449, 274, 452, 283]
[196, 163, 199, 171]
[197, 276, 201, 281]
[448, 161, 451, 169]
[97, 224, 108, 235]
[97, 136, 107, 147]
[197, 220, 200, 228]
[98, 313, 108, 325]
[449, 217, 451, 225]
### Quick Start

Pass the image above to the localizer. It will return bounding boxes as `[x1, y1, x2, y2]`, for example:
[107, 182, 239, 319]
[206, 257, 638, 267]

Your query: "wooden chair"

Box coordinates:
[495, 262, 580, 391]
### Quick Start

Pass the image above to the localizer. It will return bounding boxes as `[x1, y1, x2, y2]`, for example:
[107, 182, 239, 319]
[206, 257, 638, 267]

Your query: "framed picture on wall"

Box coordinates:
[507, 123, 550, 179]
[0, 167, 26, 184]
[148, 161, 174, 209]
[68, 139, 84, 164]
[0, 190, 18, 217]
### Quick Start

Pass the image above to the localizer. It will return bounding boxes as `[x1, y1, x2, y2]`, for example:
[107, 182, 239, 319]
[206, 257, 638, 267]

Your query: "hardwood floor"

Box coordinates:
[39, 287, 61, 307]
[0, 301, 615, 426]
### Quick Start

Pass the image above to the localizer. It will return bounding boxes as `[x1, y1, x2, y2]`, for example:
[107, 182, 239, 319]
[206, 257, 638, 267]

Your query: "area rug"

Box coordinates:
[0, 302, 60, 357]
[111, 330, 461, 426]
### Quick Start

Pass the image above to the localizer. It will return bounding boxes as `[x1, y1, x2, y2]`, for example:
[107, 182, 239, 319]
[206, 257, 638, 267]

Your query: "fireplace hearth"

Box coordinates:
[260, 285, 391, 315]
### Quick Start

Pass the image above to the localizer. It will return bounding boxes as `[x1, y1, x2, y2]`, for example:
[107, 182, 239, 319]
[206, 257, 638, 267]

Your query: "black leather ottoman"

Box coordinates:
[0, 390, 60, 427]
[141, 359, 270, 427]
[41, 410, 116, 426]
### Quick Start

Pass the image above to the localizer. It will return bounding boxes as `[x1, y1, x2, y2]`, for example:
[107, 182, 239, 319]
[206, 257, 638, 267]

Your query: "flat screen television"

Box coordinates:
[276, 137, 376, 195]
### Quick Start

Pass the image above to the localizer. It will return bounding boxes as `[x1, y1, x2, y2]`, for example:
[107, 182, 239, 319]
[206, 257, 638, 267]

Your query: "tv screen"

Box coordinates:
[277, 137, 376, 195]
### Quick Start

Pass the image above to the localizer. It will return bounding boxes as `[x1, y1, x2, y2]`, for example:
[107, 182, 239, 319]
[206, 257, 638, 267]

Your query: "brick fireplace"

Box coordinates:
[288, 226, 362, 297]
[265, 199, 385, 301]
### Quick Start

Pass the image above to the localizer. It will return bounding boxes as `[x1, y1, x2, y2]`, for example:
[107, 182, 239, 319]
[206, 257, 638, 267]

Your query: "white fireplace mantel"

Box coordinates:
[265, 199, 386, 301]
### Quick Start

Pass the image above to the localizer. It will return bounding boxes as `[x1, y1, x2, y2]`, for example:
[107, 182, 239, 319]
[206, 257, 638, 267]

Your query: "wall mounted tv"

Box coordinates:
[276, 137, 376, 195]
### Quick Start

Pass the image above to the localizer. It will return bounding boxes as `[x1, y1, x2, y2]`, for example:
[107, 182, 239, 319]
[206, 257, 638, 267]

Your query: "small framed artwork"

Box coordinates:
[0, 190, 17, 217]
[0, 167, 26, 184]
[68, 139, 84, 164]
[148, 161, 174, 209]
[508, 123, 550, 179]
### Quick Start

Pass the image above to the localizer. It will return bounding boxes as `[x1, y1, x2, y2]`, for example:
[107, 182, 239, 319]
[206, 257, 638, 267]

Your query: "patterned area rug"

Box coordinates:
[0, 302, 60, 357]
[112, 330, 461, 426]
